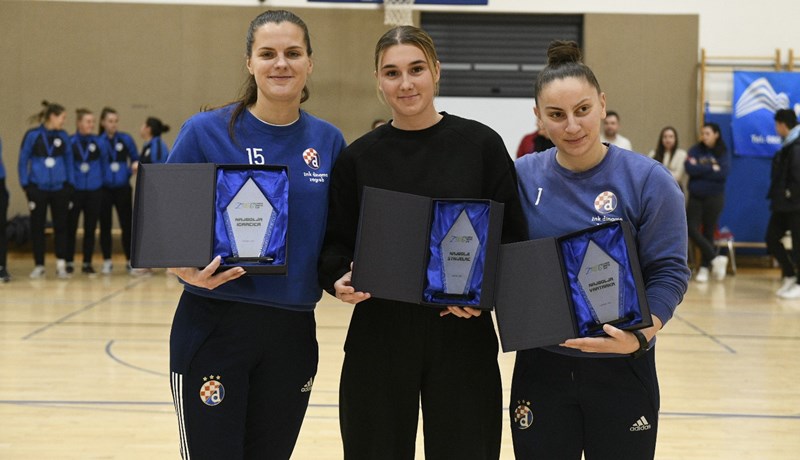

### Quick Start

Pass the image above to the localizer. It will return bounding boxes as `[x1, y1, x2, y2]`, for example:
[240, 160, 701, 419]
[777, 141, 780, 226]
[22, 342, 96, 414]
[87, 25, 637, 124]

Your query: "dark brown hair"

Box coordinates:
[145, 117, 171, 137]
[534, 40, 601, 103]
[227, 10, 312, 140]
[99, 106, 117, 135]
[28, 100, 65, 125]
[653, 126, 679, 164]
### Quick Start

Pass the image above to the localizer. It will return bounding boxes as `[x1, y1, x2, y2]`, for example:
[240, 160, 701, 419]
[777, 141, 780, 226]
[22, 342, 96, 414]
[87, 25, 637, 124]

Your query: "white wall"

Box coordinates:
[435, 97, 534, 157]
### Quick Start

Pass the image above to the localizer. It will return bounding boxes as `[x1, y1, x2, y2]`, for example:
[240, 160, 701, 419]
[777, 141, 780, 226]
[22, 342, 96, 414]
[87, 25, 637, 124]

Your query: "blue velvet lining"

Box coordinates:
[214, 168, 288, 266]
[559, 222, 642, 336]
[423, 201, 490, 306]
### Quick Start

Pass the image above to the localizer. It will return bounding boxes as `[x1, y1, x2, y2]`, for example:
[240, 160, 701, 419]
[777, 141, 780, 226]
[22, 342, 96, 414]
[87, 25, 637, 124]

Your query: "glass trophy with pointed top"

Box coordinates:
[576, 240, 627, 333]
[559, 221, 647, 337]
[435, 209, 481, 301]
[221, 177, 276, 265]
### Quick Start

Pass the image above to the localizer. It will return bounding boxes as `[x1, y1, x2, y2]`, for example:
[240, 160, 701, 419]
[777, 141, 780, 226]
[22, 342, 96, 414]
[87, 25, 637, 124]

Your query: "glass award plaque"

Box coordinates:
[222, 177, 275, 264]
[434, 209, 481, 301]
[578, 240, 622, 323]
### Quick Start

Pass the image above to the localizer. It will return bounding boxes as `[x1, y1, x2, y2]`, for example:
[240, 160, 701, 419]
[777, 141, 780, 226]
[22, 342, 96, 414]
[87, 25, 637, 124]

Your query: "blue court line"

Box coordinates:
[105, 339, 168, 377]
[671, 313, 737, 354]
[21, 277, 152, 341]
[1, 400, 797, 420]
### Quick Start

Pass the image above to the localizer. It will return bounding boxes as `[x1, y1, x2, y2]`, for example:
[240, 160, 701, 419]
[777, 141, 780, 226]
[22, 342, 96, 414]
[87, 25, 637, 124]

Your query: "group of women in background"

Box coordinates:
[648, 122, 731, 283]
[158, 9, 691, 460]
[15, 102, 170, 279]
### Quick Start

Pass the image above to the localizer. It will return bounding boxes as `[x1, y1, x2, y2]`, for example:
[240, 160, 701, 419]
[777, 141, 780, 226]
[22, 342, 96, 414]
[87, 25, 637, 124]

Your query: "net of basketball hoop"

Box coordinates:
[384, 0, 415, 26]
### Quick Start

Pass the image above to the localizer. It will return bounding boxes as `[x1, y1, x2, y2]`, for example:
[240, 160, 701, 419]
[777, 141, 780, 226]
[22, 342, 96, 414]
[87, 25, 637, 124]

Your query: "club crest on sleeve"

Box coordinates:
[199, 375, 225, 406]
[513, 400, 533, 430]
[302, 148, 320, 170]
[594, 191, 617, 214]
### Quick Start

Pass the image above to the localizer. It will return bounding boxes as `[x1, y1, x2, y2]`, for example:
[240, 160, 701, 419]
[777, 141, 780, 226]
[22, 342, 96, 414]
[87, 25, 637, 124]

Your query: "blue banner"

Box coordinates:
[732, 71, 800, 157]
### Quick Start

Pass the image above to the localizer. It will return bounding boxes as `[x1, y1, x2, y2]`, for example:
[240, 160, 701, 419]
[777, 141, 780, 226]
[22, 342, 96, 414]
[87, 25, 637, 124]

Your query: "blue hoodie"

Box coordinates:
[19, 125, 74, 191]
[516, 145, 690, 357]
[167, 105, 346, 311]
[140, 136, 170, 164]
[100, 131, 139, 188]
[685, 142, 730, 197]
[70, 133, 110, 191]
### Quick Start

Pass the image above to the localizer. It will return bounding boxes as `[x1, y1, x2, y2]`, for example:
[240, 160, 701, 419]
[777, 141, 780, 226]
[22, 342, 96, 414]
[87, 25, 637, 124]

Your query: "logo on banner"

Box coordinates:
[734, 77, 790, 118]
[199, 375, 225, 406]
[732, 71, 800, 157]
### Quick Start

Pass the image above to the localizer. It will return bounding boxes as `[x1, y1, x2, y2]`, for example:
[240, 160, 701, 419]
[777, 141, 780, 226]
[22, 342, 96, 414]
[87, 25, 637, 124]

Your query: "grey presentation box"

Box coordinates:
[494, 221, 652, 352]
[130, 163, 288, 275]
[351, 186, 505, 310]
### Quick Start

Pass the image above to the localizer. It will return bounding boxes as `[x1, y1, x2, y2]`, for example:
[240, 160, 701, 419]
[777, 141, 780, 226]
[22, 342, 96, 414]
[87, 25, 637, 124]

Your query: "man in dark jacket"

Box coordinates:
[766, 108, 800, 298]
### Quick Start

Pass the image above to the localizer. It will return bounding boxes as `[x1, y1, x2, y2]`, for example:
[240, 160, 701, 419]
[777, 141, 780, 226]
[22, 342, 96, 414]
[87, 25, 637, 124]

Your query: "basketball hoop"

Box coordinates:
[384, 0, 415, 26]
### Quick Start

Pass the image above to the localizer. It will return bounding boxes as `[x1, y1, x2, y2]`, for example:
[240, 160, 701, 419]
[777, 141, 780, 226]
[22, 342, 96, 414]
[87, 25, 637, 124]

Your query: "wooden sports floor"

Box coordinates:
[1, 252, 798, 459]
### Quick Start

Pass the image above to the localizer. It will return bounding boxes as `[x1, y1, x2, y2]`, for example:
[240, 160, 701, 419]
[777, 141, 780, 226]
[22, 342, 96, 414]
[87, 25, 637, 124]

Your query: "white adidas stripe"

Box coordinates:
[171, 372, 190, 459]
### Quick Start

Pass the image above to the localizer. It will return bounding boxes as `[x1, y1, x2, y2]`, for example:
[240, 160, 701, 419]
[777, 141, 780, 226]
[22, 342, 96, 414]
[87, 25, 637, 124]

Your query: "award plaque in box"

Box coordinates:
[559, 221, 648, 337]
[351, 187, 503, 310]
[423, 202, 490, 307]
[131, 163, 289, 275]
[494, 221, 651, 352]
[214, 168, 288, 270]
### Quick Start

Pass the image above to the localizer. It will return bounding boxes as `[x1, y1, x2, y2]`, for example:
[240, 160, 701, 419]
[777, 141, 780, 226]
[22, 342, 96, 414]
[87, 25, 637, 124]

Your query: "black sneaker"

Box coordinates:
[66, 263, 75, 274]
[82, 264, 97, 275]
[0, 268, 10, 282]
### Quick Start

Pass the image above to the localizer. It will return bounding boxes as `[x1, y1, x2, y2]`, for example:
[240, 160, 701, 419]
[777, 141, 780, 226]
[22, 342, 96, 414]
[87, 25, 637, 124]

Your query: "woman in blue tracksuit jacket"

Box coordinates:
[0, 136, 9, 282]
[18, 101, 74, 279]
[684, 122, 731, 282]
[139, 117, 171, 164]
[98, 106, 139, 274]
[66, 108, 109, 275]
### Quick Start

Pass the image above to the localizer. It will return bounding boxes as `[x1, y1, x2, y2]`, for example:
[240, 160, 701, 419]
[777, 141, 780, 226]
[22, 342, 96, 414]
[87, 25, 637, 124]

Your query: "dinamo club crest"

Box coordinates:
[199, 375, 225, 406]
[302, 148, 320, 170]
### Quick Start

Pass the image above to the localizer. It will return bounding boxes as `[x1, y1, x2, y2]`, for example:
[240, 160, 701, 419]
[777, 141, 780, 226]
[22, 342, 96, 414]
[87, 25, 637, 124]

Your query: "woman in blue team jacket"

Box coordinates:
[98, 106, 139, 274]
[66, 108, 109, 275]
[685, 122, 731, 282]
[0, 135, 9, 282]
[18, 100, 74, 279]
[138, 116, 171, 164]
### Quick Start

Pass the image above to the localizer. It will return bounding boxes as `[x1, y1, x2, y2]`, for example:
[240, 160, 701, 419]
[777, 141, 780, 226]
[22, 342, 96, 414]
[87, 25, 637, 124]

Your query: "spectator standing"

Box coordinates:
[648, 126, 688, 195]
[766, 109, 800, 298]
[18, 101, 74, 279]
[0, 135, 9, 282]
[98, 107, 139, 274]
[139, 117, 171, 164]
[66, 108, 108, 275]
[600, 110, 633, 151]
[685, 122, 730, 282]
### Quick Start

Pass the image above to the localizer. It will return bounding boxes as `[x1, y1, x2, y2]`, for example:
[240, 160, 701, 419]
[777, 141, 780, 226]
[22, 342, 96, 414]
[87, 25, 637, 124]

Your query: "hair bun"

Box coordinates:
[546, 40, 582, 66]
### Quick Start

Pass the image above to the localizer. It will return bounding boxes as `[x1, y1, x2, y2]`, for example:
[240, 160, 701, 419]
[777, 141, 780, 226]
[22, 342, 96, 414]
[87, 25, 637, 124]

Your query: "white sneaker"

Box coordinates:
[777, 276, 798, 296]
[29, 265, 46, 279]
[711, 255, 728, 280]
[695, 267, 709, 283]
[102, 259, 113, 275]
[778, 283, 800, 299]
[56, 259, 71, 279]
